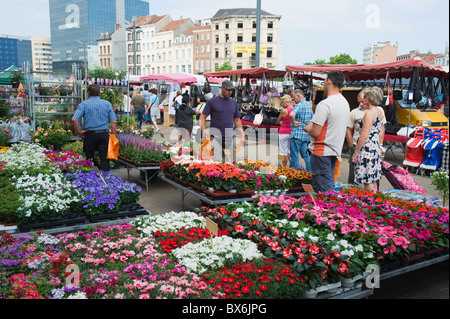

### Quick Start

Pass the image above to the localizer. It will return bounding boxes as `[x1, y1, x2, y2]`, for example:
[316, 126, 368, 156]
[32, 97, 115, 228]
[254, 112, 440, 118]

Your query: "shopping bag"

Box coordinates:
[201, 138, 213, 160]
[334, 158, 342, 180]
[107, 134, 120, 160]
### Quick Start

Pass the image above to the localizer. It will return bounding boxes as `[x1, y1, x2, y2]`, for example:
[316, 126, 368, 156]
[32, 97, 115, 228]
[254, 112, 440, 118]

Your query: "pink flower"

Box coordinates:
[390, 245, 396, 254]
[328, 219, 337, 230]
[139, 294, 150, 299]
[378, 236, 388, 246]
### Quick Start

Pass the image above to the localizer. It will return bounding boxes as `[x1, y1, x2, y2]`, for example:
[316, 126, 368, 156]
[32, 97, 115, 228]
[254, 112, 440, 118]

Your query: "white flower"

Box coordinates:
[66, 292, 88, 299]
[173, 236, 263, 274]
[339, 239, 349, 248]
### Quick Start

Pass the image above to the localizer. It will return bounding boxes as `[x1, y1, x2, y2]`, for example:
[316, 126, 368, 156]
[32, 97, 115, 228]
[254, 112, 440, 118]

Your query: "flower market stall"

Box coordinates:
[1, 185, 447, 300]
[0, 142, 148, 234]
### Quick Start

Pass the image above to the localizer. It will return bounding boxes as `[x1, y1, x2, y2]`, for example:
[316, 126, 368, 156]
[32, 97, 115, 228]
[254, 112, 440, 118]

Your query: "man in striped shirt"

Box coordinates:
[72, 84, 117, 171]
[303, 71, 350, 193]
[289, 89, 314, 172]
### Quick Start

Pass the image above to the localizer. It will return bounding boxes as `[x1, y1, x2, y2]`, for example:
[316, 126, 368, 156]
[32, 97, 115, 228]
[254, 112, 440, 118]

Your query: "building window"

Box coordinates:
[267, 48, 273, 58]
[216, 35, 219, 44]
[237, 34, 243, 42]
[225, 34, 229, 42]
[237, 63, 243, 70]
[237, 21, 243, 28]
[237, 52, 243, 58]
[252, 34, 256, 42]
[253, 21, 257, 28]
[267, 34, 273, 42]
[215, 49, 219, 59]
[268, 21, 274, 28]
[225, 22, 229, 29]
[215, 24, 219, 30]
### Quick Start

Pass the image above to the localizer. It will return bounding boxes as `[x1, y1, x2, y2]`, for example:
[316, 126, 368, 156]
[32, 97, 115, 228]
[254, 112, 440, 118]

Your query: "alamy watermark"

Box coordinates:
[366, 4, 381, 29]
[365, 264, 381, 289]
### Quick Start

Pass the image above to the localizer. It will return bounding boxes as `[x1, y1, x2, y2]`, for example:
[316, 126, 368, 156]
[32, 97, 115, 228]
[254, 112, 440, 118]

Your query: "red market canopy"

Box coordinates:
[204, 67, 286, 79]
[140, 73, 198, 84]
[286, 58, 448, 81]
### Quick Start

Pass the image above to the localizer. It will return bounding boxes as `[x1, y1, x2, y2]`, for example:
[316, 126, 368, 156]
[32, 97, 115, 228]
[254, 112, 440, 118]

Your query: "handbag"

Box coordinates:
[384, 72, 394, 105]
[393, 70, 403, 101]
[283, 72, 294, 87]
[203, 78, 212, 94]
[253, 112, 264, 126]
[258, 74, 270, 106]
[201, 138, 213, 160]
[107, 134, 120, 161]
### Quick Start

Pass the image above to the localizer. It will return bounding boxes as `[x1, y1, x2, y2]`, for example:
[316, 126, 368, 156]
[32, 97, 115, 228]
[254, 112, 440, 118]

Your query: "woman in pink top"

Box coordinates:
[277, 95, 294, 167]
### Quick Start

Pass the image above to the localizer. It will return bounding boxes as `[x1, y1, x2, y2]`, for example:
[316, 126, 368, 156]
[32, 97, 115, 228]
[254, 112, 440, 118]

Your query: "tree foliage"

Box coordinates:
[215, 62, 233, 72]
[305, 53, 357, 65]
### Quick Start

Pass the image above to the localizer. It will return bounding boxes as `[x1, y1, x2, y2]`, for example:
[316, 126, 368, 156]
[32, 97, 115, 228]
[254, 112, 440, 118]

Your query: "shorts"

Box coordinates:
[278, 134, 291, 156]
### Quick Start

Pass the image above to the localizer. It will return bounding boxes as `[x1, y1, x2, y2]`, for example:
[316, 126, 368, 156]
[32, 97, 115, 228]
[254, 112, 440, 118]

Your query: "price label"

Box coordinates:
[302, 184, 316, 206]
[302, 184, 315, 194]
[206, 217, 219, 236]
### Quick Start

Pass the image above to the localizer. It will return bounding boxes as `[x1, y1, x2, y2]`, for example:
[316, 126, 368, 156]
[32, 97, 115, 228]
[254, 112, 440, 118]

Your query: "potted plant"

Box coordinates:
[58, 85, 72, 96]
[9, 69, 24, 88]
[431, 169, 449, 206]
[0, 125, 13, 147]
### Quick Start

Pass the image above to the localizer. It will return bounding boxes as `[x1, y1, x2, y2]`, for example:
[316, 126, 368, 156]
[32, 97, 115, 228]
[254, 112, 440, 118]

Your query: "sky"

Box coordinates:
[0, 0, 449, 67]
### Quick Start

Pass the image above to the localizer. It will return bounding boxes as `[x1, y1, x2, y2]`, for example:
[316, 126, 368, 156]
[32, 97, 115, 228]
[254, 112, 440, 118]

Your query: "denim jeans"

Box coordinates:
[310, 153, 337, 193]
[290, 138, 311, 172]
[135, 108, 144, 129]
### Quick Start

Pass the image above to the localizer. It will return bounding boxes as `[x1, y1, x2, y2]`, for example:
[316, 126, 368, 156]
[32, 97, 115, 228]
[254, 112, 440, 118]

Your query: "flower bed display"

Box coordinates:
[196, 188, 449, 289]
[0, 142, 145, 230]
[66, 170, 142, 216]
[45, 150, 93, 173]
[161, 156, 312, 196]
[117, 133, 169, 165]
[32, 126, 73, 150]
[1, 188, 447, 299]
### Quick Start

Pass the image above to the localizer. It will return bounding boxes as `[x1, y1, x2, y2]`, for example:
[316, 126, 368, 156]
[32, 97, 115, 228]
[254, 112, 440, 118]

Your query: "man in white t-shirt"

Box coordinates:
[303, 71, 350, 193]
[346, 90, 386, 184]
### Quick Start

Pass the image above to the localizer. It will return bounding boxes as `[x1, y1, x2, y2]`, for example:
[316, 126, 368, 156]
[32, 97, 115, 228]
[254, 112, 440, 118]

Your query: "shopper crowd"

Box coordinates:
[73, 71, 387, 194]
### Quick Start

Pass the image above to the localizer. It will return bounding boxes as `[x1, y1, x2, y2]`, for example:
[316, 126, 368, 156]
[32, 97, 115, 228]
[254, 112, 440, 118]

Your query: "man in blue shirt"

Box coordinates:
[289, 89, 313, 171]
[200, 80, 245, 162]
[72, 84, 117, 171]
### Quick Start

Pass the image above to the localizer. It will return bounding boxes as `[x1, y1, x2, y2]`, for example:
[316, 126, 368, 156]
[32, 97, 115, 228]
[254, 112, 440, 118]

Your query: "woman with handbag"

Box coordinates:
[277, 95, 294, 167]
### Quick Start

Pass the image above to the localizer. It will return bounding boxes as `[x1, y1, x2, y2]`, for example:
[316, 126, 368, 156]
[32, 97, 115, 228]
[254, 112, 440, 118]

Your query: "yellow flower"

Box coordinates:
[35, 139, 40, 143]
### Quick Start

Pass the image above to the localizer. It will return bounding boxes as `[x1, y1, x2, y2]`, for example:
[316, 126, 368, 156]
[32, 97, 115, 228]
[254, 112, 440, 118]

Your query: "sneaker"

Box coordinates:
[155, 128, 160, 134]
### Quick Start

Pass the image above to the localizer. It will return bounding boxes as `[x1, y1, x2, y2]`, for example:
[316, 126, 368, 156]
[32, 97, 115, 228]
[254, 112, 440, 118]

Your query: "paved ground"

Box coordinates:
[113, 123, 449, 299]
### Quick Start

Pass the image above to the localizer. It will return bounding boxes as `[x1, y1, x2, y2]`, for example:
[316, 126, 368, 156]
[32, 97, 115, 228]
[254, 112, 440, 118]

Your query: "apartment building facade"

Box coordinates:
[363, 41, 399, 64]
[192, 25, 212, 74]
[210, 8, 281, 71]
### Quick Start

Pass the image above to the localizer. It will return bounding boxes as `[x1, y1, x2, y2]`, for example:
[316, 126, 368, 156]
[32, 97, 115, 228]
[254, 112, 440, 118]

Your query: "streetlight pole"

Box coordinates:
[255, 0, 262, 68]
[76, 40, 88, 101]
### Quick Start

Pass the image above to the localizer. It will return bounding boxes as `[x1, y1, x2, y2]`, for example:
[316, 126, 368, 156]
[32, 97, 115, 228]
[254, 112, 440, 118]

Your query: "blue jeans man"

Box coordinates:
[135, 108, 144, 130]
[290, 138, 311, 172]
